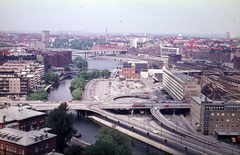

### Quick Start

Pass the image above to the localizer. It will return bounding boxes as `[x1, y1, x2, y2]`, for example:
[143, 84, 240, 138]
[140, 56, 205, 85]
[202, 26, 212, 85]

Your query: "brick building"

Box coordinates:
[43, 51, 72, 67]
[190, 96, 240, 137]
[0, 106, 45, 131]
[122, 61, 148, 79]
[0, 128, 56, 155]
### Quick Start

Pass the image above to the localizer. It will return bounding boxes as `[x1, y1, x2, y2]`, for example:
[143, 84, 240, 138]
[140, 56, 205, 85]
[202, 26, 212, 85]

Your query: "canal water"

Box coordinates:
[48, 58, 168, 155]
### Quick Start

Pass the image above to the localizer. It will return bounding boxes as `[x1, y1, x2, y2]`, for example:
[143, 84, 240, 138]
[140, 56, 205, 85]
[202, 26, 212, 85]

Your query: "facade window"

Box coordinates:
[211, 124, 213, 127]
[237, 119, 239, 122]
[221, 119, 224, 122]
[41, 144, 43, 150]
[14, 147, 16, 153]
[45, 142, 49, 148]
[237, 125, 239, 128]
[19, 148, 22, 154]
[226, 125, 229, 127]
[232, 125, 234, 128]
[232, 113, 235, 116]
[232, 119, 234, 122]
[211, 119, 213, 121]
[0, 143, 2, 149]
[22, 149, 24, 155]
[216, 113, 219, 116]
[6, 145, 8, 151]
[216, 119, 219, 122]
[35, 146, 38, 152]
[221, 113, 225, 116]
[9, 146, 12, 152]
[237, 113, 240, 116]
[221, 125, 224, 127]
[211, 113, 214, 116]
[216, 124, 219, 127]
[226, 119, 230, 122]
[227, 113, 230, 116]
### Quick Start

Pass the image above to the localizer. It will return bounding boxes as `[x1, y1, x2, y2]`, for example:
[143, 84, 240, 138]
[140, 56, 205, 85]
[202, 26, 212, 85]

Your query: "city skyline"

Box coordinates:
[0, 0, 240, 36]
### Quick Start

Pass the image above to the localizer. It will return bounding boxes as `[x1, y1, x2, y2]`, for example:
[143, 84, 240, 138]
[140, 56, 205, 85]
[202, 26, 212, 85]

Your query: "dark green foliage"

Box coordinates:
[91, 70, 100, 78]
[82, 126, 132, 155]
[52, 39, 69, 48]
[100, 69, 110, 78]
[70, 38, 109, 50]
[44, 72, 59, 84]
[65, 145, 84, 155]
[64, 66, 71, 71]
[26, 89, 48, 101]
[45, 102, 77, 151]
[74, 56, 88, 69]
[47, 64, 51, 69]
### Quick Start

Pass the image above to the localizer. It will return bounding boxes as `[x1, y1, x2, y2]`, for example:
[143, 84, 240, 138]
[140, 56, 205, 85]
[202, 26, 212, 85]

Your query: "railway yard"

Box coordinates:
[170, 62, 240, 101]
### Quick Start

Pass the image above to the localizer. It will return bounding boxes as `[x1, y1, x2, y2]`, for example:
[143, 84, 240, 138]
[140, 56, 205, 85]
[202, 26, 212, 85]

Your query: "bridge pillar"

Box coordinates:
[173, 109, 175, 115]
[131, 126, 134, 132]
[85, 111, 88, 117]
[185, 147, 187, 155]
[147, 132, 149, 138]
[117, 121, 120, 126]
[131, 110, 134, 115]
[165, 139, 167, 146]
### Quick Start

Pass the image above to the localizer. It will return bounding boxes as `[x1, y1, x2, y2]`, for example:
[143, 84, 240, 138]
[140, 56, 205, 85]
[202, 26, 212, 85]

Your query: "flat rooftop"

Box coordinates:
[165, 68, 196, 82]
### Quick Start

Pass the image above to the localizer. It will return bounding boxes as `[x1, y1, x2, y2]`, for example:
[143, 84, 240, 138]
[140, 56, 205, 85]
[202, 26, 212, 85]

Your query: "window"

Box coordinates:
[226, 125, 229, 127]
[19, 148, 22, 154]
[22, 149, 24, 155]
[216, 119, 219, 122]
[231, 124, 234, 128]
[211, 119, 214, 121]
[237, 125, 239, 128]
[226, 119, 230, 122]
[221, 113, 225, 116]
[217, 113, 219, 116]
[237, 113, 240, 116]
[232, 113, 235, 116]
[34, 146, 38, 152]
[221, 125, 224, 127]
[41, 144, 43, 150]
[237, 119, 239, 122]
[211, 113, 214, 116]
[231, 119, 234, 122]
[0, 143, 3, 149]
[14, 147, 16, 153]
[227, 113, 230, 116]
[211, 124, 214, 127]
[9, 146, 12, 152]
[221, 119, 224, 122]
[45, 142, 48, 148]
[6, 145, 8, 151]
[216, 124, 219, 127]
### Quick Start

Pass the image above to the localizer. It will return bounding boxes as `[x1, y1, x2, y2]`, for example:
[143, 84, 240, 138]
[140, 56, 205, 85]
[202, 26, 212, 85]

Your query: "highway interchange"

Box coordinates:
[2, 69, 240, 155]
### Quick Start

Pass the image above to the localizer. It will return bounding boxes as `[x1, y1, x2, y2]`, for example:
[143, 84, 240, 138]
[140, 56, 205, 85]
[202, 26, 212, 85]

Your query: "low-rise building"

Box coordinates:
[0, 128, 56, 155]
[190, 96, 240, 137]
[0, 105, 46, 131]
[122, 61, 148, 79]
[163, 68, 201, 100]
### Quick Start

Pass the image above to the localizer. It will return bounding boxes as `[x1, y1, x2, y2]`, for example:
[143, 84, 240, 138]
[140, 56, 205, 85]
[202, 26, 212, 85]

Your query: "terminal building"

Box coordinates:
[162, 68, 200, 101]
[122, 61, 148, 79]
[190, 96, 240, 137]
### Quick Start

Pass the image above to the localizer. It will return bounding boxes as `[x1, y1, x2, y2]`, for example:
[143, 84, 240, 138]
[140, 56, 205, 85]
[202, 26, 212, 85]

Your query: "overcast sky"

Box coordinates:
[0, 0, 239, 35]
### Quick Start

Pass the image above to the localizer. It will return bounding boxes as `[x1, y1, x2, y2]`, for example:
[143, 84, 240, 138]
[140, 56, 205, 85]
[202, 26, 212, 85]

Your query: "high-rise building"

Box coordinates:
[42, 30, 49, 42]
[225, 32, 230, 39]
[105, 29, 108, 42]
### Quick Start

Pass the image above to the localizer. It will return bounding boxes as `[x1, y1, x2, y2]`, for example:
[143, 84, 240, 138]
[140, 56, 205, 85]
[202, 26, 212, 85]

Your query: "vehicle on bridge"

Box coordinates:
[164, 104, 169, 107]
[132, 104, 145, 107]
[166, 96, 172, 99]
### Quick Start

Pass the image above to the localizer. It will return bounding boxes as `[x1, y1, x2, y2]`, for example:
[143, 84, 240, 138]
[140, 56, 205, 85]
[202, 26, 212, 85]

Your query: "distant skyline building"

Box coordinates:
[42, 30, 49, 42]
[225, 32, 230, 39]
[105, 29, 108, 42]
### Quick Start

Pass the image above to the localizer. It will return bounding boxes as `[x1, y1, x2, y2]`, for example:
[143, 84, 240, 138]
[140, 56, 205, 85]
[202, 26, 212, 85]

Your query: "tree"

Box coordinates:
[64, 66, 71, 71]
[78, 71, 90, 80]
[26, 89, 48, 101]
[82, 126, 132, 155]
[101, 69, 110, 78]
[91, 70, 100, 78]
[47, 64, 51, 69]
[72, 88, 83, 100]
[45, 102, 77, 151]
[44, 72, 59, 84]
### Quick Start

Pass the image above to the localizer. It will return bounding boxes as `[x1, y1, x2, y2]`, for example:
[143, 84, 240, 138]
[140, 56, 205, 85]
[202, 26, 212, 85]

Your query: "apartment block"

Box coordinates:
[163, 68, 201, 101]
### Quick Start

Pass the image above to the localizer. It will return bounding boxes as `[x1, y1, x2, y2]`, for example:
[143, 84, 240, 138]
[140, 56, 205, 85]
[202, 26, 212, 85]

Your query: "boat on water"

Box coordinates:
[75, 133, 82, 137]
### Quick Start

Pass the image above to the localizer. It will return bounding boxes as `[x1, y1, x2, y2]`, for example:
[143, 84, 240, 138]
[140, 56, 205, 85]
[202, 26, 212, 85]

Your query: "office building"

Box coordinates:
[163, 68, 201, 100]
[190, 96, 240, 137]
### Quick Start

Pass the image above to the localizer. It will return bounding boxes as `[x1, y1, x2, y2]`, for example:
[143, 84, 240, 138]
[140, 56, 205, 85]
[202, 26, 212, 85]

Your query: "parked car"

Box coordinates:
[182, 100, 188, 103]
[231, 137, 236, 143]
[164, 104, 169, 107]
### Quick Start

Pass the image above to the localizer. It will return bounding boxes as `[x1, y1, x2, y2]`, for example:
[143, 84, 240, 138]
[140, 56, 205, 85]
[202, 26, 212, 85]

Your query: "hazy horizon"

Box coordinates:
[0, 0, 240, 36]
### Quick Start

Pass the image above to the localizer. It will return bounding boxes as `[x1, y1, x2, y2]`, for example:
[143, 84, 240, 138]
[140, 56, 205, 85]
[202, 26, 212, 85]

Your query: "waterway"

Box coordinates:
[48, 58, 168, 155]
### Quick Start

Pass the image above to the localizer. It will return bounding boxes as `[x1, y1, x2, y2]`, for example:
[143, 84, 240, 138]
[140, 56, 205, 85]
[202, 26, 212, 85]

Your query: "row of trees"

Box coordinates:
[70, 69, 110, 100]
[52, 38, 109, 50]
[43, 102, 132, 154]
